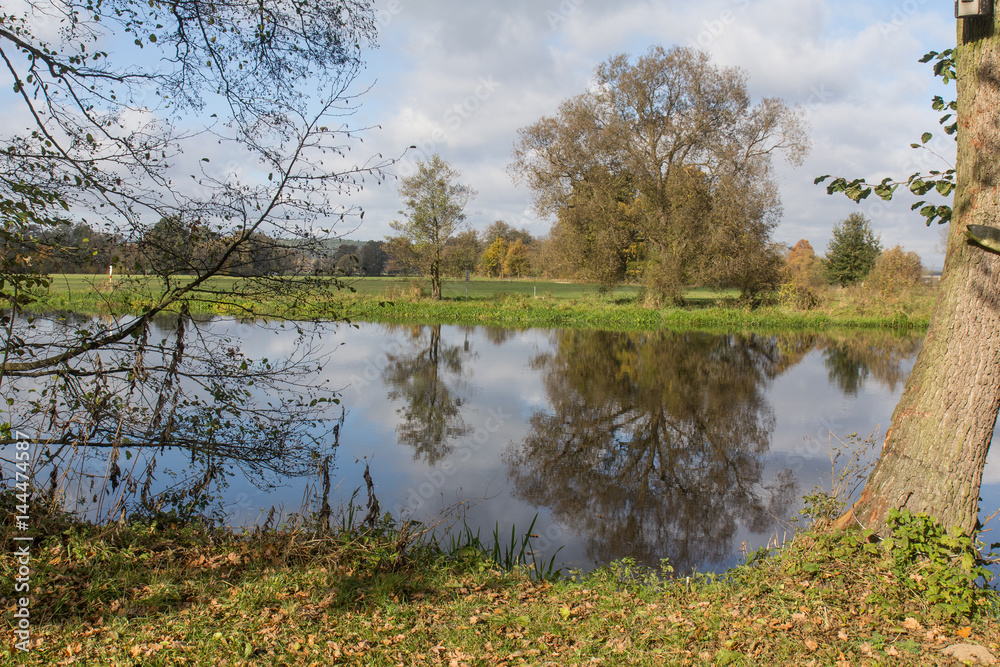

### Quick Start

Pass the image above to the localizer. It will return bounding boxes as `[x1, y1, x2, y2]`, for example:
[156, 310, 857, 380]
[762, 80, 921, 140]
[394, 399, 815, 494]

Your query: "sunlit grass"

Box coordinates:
[2, 493, 996, 667]
[29, 273, 933, 332]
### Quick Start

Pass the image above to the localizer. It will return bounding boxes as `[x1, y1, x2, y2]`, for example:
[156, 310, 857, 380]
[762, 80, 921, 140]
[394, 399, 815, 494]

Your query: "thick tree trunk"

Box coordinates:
[835, 10, 1000, 535]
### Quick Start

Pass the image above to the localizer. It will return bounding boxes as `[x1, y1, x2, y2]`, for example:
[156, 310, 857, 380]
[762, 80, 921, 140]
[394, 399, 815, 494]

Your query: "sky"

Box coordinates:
[0, 0, 960, 269]
[340, 0, 958, 270]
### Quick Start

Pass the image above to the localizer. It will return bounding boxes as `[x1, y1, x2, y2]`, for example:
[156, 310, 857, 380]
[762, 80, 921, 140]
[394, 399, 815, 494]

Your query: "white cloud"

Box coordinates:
[340, 0, 960, 269]
[0, 0, 961, 265]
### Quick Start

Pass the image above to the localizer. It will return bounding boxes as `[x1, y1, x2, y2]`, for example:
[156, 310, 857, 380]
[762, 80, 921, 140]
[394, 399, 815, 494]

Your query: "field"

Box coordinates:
[30, 274, 932, 332]
[41, 274, 723, 302]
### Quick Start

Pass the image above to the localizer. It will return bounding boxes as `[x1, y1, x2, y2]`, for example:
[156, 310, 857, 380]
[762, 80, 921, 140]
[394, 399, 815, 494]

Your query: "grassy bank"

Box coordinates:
[1, 499, 997, 666]
[29, 275, 935, 332]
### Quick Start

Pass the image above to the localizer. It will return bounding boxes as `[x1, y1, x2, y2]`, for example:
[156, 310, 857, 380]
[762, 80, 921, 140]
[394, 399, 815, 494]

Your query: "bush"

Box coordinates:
[865, 245, 924, 298]
[779, 239, 827, 309]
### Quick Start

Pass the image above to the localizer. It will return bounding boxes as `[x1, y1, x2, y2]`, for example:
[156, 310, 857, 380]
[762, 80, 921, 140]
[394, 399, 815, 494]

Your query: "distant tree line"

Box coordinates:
[386, 218, 540, 280]
[3, 218, 394, 277]
[3, 215, 546, 280]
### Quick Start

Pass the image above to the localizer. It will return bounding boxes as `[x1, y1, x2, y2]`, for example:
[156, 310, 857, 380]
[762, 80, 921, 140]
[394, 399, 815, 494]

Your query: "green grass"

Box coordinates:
[2, 493, 997, 667]
[26, 274, 934, 332]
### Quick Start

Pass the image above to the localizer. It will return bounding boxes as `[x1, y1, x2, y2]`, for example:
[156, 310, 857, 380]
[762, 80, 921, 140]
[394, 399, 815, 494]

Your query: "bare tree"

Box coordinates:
[0, 0, 392, 517]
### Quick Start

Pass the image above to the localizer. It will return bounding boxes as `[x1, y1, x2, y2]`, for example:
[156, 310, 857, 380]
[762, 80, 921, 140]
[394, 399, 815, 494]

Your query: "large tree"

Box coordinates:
[0, 0, 390, 516]
[828, 11, 1000, 535]
[389, 155, 476, 300]
[510, 45, 808, 302]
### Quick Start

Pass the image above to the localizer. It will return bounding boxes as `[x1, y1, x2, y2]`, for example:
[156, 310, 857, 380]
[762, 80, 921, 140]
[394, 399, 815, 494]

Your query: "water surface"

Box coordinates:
[11, 318, 1000, 576]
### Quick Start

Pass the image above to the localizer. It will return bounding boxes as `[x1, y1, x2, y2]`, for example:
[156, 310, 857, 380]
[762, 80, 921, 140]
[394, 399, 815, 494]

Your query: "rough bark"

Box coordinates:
[834, 10, 1000, 535]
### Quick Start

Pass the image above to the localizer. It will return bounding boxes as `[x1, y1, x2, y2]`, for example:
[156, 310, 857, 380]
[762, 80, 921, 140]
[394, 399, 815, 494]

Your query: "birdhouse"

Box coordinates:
[956, 0, 993, 18]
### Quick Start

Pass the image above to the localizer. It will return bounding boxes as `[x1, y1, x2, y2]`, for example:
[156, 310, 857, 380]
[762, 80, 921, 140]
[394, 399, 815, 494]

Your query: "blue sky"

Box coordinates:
[1, 0, 960, 268]
[345, 0, 958, 269]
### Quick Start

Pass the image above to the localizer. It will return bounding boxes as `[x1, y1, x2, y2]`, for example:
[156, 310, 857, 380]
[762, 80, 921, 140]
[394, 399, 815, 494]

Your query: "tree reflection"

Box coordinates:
[820, 332, 922, 396]
[504, 330, 798, 573]
[382, 325, 472, 464]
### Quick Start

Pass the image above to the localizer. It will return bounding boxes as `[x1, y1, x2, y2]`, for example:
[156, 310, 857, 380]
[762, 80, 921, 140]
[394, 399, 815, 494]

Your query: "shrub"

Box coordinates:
[865, 245, 924, 298]
[780, 239, 827, 309]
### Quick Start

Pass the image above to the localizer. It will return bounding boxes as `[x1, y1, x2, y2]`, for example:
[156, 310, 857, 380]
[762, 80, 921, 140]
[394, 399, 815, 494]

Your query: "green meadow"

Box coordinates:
[29, 274, 933, 332]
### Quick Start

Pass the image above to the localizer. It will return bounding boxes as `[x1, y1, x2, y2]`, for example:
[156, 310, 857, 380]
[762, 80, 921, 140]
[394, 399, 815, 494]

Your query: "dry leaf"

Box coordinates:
[805, 640, 819, 651]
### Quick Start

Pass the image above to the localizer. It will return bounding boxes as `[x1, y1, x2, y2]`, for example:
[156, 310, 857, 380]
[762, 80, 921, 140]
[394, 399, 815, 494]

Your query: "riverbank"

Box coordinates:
[1, 500, 996, 667]
[29, 275, 936, 332]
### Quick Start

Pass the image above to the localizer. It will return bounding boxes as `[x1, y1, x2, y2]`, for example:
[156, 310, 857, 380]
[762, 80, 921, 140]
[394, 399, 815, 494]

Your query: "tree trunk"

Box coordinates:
[431, 259, 442, 300]
[834, 10, 1000, 535]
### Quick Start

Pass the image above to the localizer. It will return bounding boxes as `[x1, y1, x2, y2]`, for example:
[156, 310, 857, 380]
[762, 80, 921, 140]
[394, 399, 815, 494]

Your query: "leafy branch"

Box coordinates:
[816, 50, 957, 227]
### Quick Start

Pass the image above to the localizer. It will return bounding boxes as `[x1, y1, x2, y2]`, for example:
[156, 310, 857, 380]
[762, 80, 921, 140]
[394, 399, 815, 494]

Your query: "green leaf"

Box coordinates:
[921, 132, 932, 144]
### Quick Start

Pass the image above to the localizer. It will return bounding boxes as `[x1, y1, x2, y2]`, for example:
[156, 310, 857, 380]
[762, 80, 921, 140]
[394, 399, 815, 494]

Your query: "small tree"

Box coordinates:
[503, 238, 531, 277]
[825, 213, 882, 286]
[391, 155, 477, 299]
[865, 245, 924, 298]
[358, 241, 389, 276]
[781, 239, 827, 308]
[480, 237, 509, 277]
[442, 230, 482, 277]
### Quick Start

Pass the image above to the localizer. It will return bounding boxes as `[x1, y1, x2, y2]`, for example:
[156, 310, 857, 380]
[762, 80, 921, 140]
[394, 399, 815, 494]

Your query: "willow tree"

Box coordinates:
[510, 45, 808, 302]
[827, 10, 1000, 534]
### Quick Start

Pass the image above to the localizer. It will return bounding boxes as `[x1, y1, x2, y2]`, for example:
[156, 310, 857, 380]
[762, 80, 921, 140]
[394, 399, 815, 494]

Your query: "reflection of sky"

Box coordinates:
[15, 319, 1000, 574]
[215, 321, 931, 574]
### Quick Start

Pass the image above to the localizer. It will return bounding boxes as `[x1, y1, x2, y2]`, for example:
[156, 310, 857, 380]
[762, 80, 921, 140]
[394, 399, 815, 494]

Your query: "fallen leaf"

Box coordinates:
[942, 644, 998, 665]
[805, 640, 819, 651]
